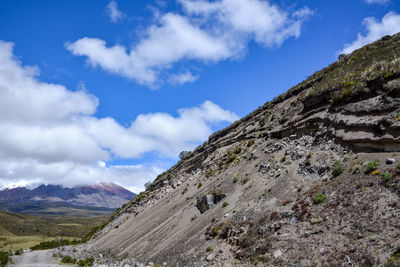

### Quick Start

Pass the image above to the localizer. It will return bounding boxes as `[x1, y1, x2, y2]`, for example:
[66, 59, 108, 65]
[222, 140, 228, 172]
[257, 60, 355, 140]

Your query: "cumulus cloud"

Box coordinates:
[364, 0, 390, 4]
[340, 11, 400, 54]
[0, 41, 238, 192]
[168, 71, 199, 85]
[179, 0, 313, 47]
[67, 0, 313, 87]
[106, 0, 126, 23]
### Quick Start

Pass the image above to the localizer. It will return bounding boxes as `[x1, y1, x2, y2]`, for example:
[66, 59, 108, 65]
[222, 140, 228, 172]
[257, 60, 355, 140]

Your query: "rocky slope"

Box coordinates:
[0, 183, 135, 211]
[72, 34, 400, 266]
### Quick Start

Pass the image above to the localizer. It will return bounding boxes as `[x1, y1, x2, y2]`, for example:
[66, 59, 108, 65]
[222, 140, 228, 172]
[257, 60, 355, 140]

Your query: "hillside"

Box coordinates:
[67, 34, 400, 266]
[0, 210, 108, 252]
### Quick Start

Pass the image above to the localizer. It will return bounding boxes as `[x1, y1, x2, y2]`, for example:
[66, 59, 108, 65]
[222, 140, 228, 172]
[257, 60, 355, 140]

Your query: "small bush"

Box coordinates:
[280, 156, 286, 163]
[247, 139, 255, 147]
[78, 257, 95, 267]
[197, 182, 203, 189]
[0, 251, 9, 267]
[314, 193, 327, 204]
[232, 177, 238, 183]
[61, 255, 77, 264]
[206, 169, 215, 177]
[254, 258, 260, 265]
[381, 173, 393, 182]
[332, 161, 344, 177]
[364, 159, 380, 174]
[226, 151, 239, 164]
[259, 117, 266, 127]
[384, 72, 394, 79]
[242, 177, 250, 184]
[396, 112, 400, 121]
[206, 246, 214, 252]
[30, 239, 81, 250]
[222, 202, 229, 207]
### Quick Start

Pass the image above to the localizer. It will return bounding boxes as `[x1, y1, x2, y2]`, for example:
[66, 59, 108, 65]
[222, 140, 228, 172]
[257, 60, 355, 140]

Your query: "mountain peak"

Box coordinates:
[0, 182, 136, 212]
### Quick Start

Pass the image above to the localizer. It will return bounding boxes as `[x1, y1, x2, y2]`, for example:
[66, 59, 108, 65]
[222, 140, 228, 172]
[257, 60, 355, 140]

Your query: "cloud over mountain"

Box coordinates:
[0, 41, 238, 192]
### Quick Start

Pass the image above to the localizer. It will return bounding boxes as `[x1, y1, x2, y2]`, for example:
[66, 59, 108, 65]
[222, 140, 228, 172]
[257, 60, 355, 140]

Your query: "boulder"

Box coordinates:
[196, 193, 226, 213]
[386, 158, 396, 164]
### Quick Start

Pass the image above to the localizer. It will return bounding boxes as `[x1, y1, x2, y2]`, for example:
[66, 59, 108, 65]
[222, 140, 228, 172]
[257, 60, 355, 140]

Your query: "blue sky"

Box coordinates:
[0, 0, 399, 192]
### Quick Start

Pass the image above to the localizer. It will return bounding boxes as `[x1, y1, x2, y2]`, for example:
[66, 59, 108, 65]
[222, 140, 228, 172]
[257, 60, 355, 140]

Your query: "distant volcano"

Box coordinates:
[0, 183, 136, 214]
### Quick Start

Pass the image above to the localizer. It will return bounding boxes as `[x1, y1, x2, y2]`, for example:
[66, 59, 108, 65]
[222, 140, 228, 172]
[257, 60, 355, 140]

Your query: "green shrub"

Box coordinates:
[332, 161, 344, 177]
[233, 146, 241, 154]
[364, 159, 380, 174]
[197, 182, 203, 189]
[225, 151, 239, 164]
[206, 246, 214, 252]
[222, 202, 229, 207]
[254, 258, 260, 265]
[247, 139, 255, 147]
[242, 177, 250, 184]
[384, 72, 394, 79]
[30, 239, 81, 250]
[78, 257, 94, 267]
[232, 177, 238, 183]
[280, 156, 286, 163]
[381, 173, 393, 182]
[314, 193, 327, 204]
[397, 162, 400, 170]
[0, 252, 9, 267]
[61, 255, 77, 264]
[259, 117, 266, 127]
[206, 169, 215, 177]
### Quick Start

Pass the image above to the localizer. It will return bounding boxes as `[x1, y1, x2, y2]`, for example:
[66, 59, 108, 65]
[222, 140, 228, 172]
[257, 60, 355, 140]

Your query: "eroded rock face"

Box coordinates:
[77, 33, 400, 267]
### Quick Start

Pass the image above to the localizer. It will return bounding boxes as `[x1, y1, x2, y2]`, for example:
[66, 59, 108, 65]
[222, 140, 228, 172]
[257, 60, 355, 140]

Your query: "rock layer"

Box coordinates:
[75, 34, 400, 266]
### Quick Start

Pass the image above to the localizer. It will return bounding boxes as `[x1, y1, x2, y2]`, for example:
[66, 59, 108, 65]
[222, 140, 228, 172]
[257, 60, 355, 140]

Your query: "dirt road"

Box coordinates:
[9, 249, 64, 267]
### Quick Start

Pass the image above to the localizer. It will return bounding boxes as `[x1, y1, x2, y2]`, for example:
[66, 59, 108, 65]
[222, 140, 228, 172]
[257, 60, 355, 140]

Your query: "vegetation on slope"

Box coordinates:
[0, 210, 108, 251]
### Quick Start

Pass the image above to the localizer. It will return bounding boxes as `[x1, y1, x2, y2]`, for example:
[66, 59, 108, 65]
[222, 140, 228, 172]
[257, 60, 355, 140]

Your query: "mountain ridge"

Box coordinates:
[0, 182, 136, 212]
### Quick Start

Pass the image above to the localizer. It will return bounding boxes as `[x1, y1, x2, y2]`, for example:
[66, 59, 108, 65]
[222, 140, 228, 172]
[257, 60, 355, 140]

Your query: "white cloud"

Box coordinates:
[0, 159, 163, 193]
[0, 41, 238, 192]
[364, 0, 390, 4]
[66, 13, 230, 87]
[180, 0, 313, 47]
[106, 0, 126, 23]
[168, 71, 198, 85]
[340, 11, 400, 54]
[67, 0, 312, 87]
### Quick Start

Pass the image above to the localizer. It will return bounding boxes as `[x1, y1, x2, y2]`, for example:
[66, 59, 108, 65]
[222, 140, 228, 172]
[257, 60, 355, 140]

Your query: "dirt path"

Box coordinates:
[9, 249, 64, 267]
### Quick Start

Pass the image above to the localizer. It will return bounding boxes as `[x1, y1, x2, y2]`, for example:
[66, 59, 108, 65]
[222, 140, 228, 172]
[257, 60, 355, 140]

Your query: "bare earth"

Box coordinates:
[10, 250, 64, 267]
